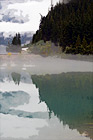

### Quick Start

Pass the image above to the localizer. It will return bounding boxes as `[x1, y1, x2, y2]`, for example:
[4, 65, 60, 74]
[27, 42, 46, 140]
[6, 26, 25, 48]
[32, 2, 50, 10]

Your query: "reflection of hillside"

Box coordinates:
[32, 72, 93, 139]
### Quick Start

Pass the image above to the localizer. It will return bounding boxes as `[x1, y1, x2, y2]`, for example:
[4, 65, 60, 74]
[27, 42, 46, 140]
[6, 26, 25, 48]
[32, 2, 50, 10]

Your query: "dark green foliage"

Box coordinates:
[75, 35, 81, 53]
[12, 33, 21, 45]
[32, 0, 93, 54]
[18, 33, 21, 45]
[65, 37, 93, 54]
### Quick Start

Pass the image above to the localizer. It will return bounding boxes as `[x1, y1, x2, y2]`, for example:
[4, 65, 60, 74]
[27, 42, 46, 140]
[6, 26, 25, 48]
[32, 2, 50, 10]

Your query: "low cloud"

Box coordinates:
[0, 10, 29, 23]
[0, 0, 44, 27]
[0, 0, 63, 32]
[0, 1, 29, 24]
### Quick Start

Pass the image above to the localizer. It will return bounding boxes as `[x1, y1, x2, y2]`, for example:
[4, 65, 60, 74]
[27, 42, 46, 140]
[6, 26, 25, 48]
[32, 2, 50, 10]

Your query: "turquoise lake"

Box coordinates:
[0, 55, 93, 140]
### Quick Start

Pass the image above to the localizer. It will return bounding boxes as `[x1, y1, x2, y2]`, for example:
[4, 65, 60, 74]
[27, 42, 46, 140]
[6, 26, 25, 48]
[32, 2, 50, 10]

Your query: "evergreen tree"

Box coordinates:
[18, 33, 21, 45]
[82, 36, 88, 48]
[75, 35, 81, 53]
[12, 33, 21, 46]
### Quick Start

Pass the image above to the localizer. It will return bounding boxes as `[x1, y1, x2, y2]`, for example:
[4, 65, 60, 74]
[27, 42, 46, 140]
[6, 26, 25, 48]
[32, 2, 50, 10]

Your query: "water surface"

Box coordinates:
[0, 56, 93, 140]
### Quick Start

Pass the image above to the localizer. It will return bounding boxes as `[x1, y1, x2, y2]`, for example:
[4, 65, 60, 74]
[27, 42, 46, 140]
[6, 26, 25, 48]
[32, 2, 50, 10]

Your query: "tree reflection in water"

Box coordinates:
[32, 72, 93, 139]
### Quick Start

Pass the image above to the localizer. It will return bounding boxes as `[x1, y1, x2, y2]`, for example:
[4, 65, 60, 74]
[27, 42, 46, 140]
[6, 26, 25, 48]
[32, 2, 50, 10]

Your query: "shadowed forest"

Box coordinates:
[32, 0, 93, 54]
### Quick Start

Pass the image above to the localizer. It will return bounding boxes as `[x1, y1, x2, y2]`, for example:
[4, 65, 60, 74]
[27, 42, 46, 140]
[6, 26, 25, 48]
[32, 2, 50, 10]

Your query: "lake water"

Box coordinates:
[0, 55, 93, 140]
[0, 46, 7, 54]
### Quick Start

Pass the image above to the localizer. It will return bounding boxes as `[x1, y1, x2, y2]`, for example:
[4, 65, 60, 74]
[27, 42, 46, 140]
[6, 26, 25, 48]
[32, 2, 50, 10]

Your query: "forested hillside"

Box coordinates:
[32, 0, 93, 54]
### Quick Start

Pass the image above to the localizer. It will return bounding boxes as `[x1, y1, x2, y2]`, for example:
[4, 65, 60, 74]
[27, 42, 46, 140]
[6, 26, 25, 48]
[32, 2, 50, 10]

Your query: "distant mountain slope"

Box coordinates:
[32, 0, 93, 54]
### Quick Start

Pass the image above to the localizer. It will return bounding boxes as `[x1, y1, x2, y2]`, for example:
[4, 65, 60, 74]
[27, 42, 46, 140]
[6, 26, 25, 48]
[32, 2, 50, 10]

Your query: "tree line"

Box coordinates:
[12, 33, 21, 46]
[32, 0, 93, 54]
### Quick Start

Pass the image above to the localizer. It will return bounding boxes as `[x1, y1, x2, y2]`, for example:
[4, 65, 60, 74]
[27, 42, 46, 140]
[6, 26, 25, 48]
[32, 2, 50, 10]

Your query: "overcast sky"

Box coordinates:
[0, 0, 62, 33]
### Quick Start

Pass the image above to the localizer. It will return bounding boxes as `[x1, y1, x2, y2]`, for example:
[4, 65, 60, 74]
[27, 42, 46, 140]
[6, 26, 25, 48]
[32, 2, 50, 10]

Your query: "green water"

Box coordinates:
[32, 72, 93, 139]
[0, 70, 93, 140]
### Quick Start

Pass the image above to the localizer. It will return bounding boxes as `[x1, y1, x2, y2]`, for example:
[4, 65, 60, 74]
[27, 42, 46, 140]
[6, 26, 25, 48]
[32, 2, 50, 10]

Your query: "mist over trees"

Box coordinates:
[32, 0, 93, 54]
[6, 33, 21, 52]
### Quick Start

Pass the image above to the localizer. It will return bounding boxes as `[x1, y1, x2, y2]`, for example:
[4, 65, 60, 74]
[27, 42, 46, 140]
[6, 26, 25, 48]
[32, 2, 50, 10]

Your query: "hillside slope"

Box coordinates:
[32, 0, 93, 54]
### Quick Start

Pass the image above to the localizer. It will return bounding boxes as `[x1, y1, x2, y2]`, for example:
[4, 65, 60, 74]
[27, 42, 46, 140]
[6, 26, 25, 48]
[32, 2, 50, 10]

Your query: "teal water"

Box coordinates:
[32, 73, 93, 139]
[0, 63, 93, 140]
